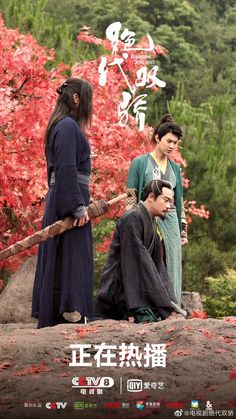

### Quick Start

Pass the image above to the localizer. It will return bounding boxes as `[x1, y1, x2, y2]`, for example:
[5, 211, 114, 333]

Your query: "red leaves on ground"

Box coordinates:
[0, 362, 12, 372]
[128, 316, 135, 323]
[52, 357, 70, 365]
[229, 368, 236, 379]
[207, 385, 218, 391]
[165, 326, 176, 333]
[223, 318, 236, 324]
[171, 349, 191, 356]
[57, 372, 70, 377]
[119, 323, 132, 328]
[200, 329, 215, 338]
[213, 348, 228, 354]
[96, 323, 116, 328]
[183, 326, 194, 331]
[14, 362, 52, 376]
[166, 341, 175, 347]
[219, 336, 235, 345]
[137, 329, 146, 335]
[75, 326, 98, 338]
[190, 310, 207, 319]
[61, 326, 100, 340]
[61, 332, 77, 341]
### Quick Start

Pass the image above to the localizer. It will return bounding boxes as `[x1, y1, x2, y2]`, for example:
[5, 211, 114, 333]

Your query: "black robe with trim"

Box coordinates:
[93, 202, 177, 321]
[32, 116, 93, 328]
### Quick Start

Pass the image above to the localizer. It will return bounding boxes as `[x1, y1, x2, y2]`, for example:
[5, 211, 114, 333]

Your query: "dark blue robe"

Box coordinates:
[32, 116, 93, 328]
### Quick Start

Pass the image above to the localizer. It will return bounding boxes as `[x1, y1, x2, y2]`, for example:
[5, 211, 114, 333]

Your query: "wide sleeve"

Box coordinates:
[53, 119, 85, 219]
[126, 157, 140, 190]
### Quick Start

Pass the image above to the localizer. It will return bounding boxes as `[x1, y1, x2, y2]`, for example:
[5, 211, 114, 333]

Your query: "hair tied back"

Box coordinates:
[56, 82, 68, 95]
[165, 114, 174, 123]
[157, 113, 174, 128]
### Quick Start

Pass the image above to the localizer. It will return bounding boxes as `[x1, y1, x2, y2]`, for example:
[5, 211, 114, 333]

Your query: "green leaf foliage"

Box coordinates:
[0, 0, 103, 65]
[202, 269, 236, 317]
[169, 87, 236, 291]
[93, 218, 116, 291]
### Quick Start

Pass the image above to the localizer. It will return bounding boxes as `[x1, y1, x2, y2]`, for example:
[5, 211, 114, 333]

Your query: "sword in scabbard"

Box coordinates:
[0, 192, 130, 261]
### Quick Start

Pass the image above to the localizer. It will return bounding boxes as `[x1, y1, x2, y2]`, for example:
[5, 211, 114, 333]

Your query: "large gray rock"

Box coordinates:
[0, 256, 37, 323]
[182, 290, 203, 313]
[0, 255, 203, 323]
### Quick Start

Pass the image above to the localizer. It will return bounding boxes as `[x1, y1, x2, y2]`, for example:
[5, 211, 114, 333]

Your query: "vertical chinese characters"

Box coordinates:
[98, 21, 166, 131]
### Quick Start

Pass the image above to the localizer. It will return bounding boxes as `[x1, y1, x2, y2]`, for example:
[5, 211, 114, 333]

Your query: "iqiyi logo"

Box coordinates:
[127, 379, 143, 392]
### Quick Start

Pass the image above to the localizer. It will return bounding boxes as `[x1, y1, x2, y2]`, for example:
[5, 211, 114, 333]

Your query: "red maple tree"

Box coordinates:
[0, 16, 69, 276]
[0, 19, 209, 285]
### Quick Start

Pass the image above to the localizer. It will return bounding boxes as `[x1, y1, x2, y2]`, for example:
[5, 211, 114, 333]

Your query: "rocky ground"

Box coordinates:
[0, 257, 235, 418]
[0, 317, 235, 419]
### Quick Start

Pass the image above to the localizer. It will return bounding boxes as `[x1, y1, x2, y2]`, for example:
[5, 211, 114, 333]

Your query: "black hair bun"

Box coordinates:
[56, 82, 68, 95]
[158, 113, 174, 128]
[56, 85, 63, 94]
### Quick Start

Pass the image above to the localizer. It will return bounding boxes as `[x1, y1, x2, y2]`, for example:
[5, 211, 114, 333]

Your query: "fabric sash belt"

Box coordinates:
[50, 171, 90, 186]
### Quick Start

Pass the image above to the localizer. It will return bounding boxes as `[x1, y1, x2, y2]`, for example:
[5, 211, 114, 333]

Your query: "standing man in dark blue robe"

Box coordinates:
[32, 78, 93, 328]
[94, 179, 187, 323]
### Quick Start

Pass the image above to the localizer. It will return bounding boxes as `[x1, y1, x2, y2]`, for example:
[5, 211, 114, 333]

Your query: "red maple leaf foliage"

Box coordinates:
[0, 19, 209, 281]
[0, 16, 67, 274]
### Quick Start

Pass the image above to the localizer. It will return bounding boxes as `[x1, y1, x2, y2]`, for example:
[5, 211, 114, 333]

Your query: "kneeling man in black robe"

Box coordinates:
[93, 179, 186, 323]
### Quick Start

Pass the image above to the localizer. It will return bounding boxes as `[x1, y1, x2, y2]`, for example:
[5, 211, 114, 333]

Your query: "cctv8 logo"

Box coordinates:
[100, 377, 114, 388]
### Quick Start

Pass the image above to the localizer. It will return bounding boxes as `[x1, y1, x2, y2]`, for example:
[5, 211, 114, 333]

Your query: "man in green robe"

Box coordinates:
[93, 179, 187, 323]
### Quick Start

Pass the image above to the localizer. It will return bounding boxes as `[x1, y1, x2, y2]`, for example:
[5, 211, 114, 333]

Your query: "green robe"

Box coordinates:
[127, 153, 183, 304]
[127, 153, 183, 232]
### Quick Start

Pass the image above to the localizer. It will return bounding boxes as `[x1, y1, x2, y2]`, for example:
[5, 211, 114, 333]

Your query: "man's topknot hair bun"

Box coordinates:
[157, 113, 174, 129]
